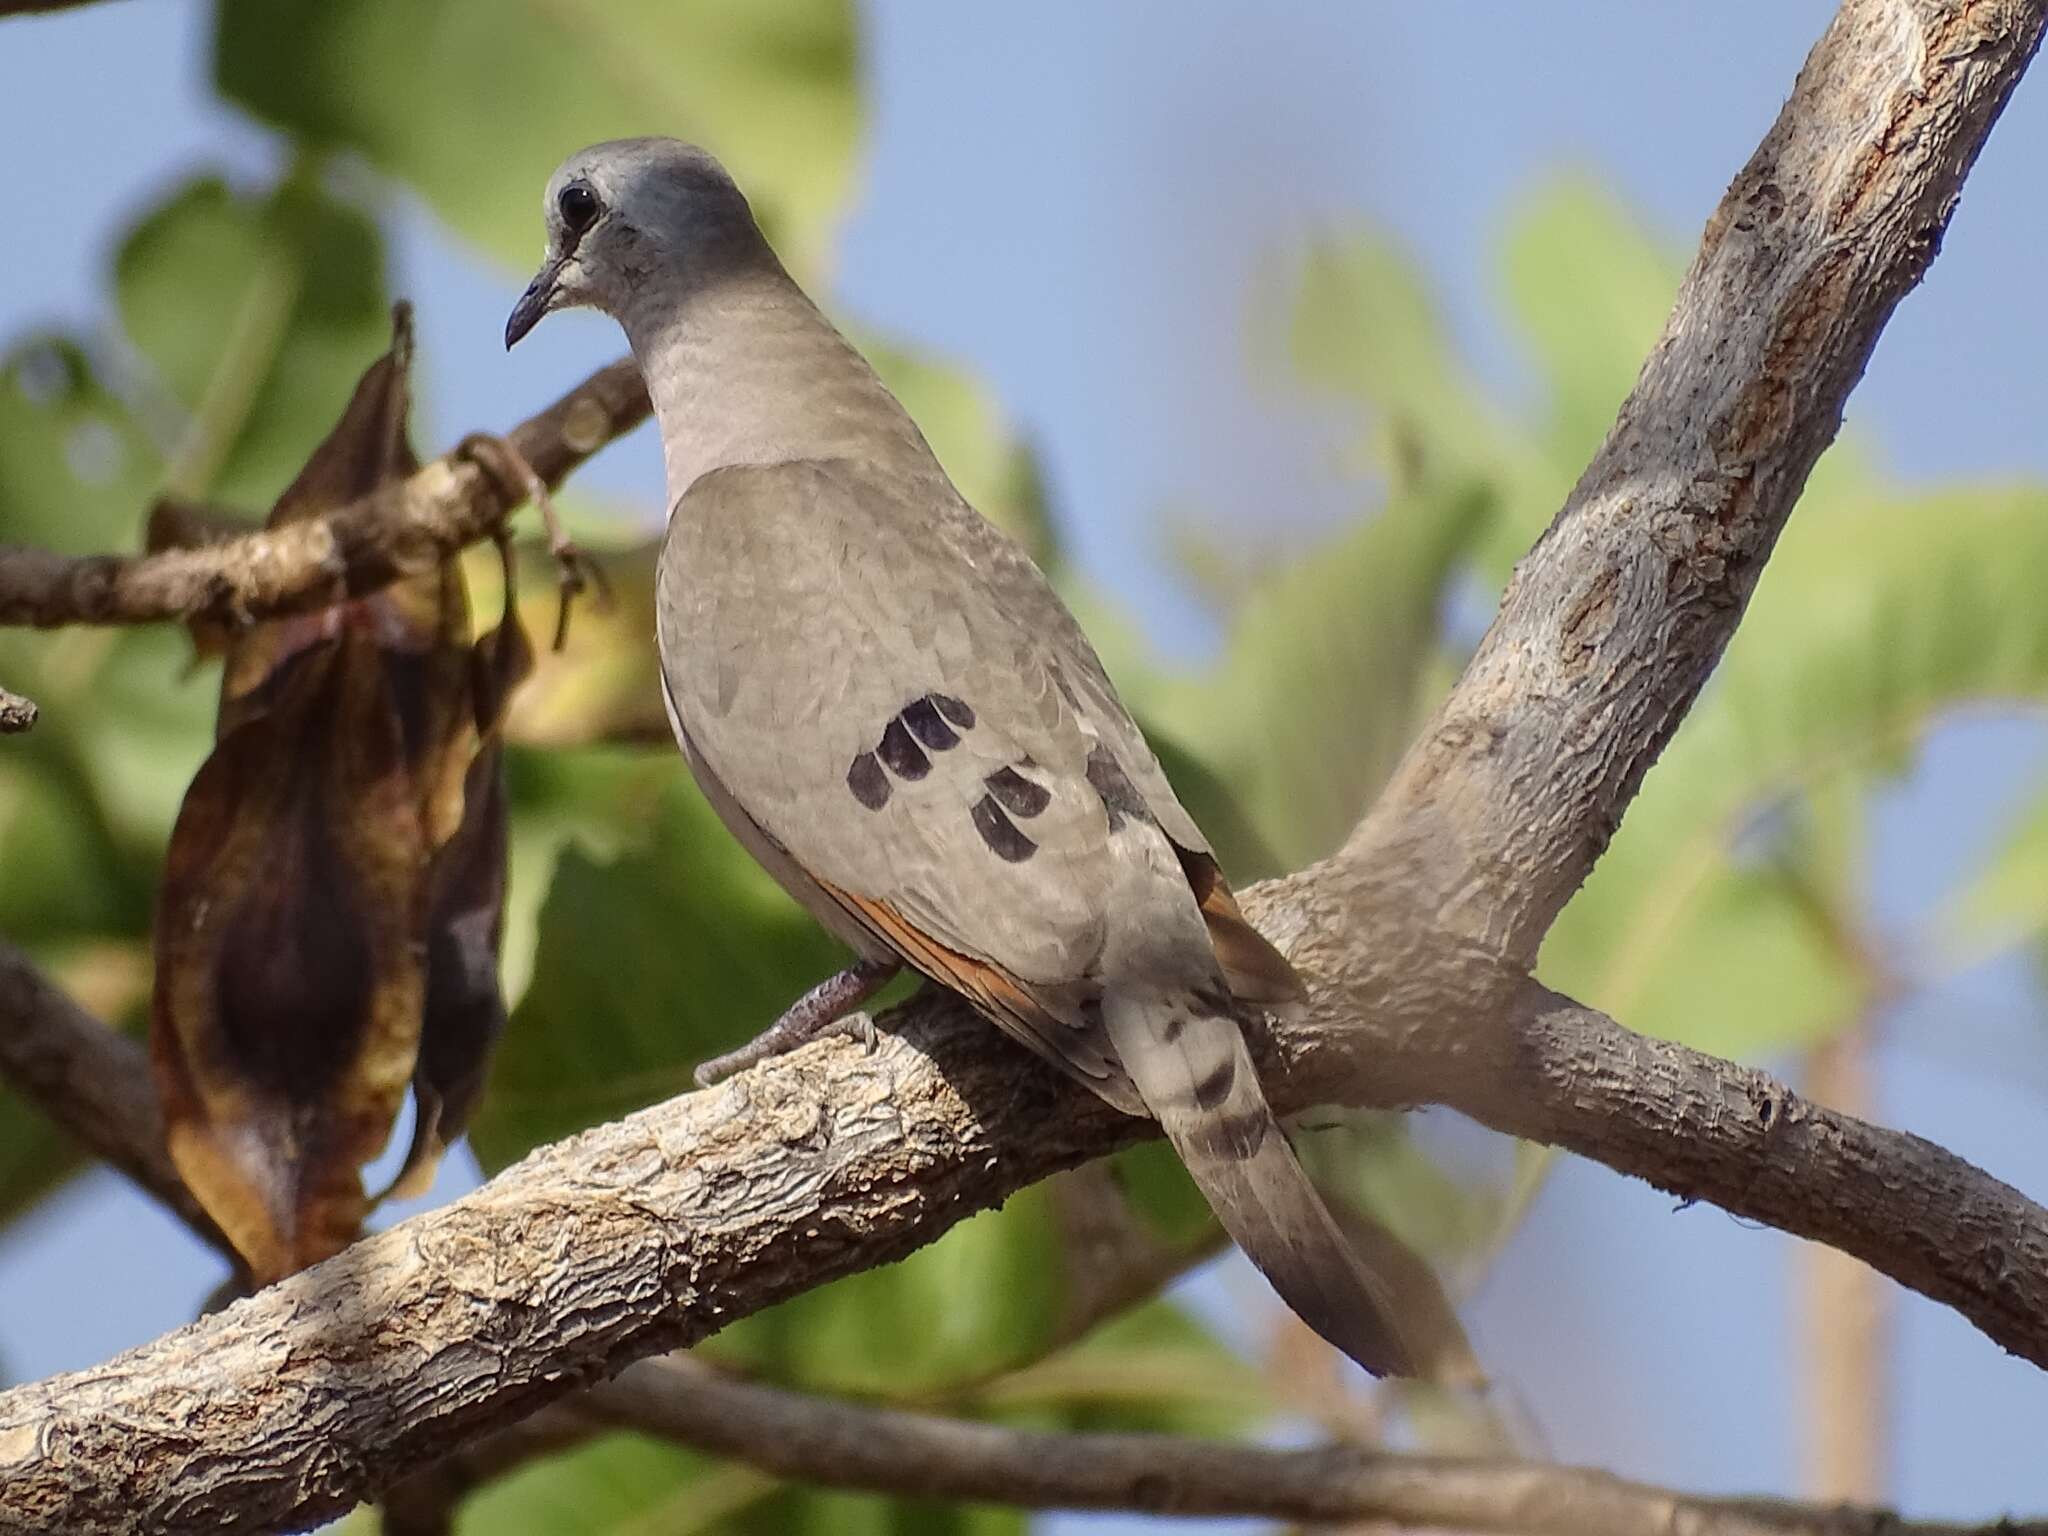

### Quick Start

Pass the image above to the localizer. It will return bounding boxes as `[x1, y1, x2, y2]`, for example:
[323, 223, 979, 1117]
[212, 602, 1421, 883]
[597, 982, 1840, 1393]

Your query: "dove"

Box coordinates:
[506, 137, 1419, 1376]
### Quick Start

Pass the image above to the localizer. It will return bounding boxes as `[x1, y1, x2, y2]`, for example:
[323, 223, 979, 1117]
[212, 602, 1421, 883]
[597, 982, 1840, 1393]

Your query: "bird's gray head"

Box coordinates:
[504, 138, 761, 350]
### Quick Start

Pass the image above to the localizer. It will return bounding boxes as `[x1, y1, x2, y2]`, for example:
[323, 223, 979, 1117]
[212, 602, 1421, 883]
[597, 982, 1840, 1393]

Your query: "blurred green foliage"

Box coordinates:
[6, 1, 2048, 1529]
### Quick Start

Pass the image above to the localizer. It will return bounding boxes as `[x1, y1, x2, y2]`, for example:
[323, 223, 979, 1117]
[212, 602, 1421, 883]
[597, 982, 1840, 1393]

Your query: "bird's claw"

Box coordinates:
[453, 430, 598, 651]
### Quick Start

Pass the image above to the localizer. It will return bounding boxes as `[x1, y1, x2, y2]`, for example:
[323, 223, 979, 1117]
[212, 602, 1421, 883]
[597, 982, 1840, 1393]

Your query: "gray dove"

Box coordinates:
[506, 137, 1418, 1377]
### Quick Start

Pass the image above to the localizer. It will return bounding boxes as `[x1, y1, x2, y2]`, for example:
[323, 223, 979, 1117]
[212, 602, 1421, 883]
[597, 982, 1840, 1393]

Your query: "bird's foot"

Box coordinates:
[693, 958, 900, 1088]
[453, 431, 607, 650]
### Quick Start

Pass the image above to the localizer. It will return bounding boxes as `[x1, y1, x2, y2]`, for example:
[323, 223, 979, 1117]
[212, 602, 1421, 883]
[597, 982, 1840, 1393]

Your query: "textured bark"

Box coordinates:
[583, 1356, 2038, 1536]
[3, 933, 2047, 1534]
[1345, 0, 2045, 964]
[0, 685, 33, 733]
[0, 361, 647, 631]
[0, 0, 2042, 1532]
[0, 948, 228, 1256]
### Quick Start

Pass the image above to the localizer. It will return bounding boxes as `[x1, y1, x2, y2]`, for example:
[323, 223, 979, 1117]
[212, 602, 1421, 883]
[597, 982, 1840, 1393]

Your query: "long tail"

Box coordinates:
[1101, 988, 1419, 1377]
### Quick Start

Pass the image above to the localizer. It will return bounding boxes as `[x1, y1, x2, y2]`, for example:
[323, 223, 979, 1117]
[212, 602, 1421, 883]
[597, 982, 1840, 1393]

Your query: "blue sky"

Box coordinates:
[5, 1, 2048, 1528]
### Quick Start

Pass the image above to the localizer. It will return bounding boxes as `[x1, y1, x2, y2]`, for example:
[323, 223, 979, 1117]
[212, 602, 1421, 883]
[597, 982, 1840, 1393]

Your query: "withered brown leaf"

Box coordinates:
[151, 304, 528, 1282]
[383, 542, 533, 1204]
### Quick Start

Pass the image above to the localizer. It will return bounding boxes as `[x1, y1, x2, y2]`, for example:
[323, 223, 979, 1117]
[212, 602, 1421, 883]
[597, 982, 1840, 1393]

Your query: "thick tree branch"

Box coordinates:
[0, 360, 647, 631]
[1446, 984, 2048, 1371]
[0, 947, 228, 1256]
[0, 0, 2042, 1531]
[1344, 0, 2046, 965]
[0, 685, 34, 734]
[581, 1355, 2038, 1536]
[3, 915, 2047, 1534]
[0, 1, 129, 16]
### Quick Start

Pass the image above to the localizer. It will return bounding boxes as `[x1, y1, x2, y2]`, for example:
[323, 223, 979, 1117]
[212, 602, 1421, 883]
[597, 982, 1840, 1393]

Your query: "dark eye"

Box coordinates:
[557, 182, 601, 235]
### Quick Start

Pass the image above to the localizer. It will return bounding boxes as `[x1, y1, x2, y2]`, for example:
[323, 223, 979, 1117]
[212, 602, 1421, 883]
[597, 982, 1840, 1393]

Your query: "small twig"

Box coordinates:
[453, 431, 604, 650]
[0, 359, 648, 633]
[0, 683, 37, 733]
[0, 945, 230, 1258]
[580, 1355, 2037, 1536]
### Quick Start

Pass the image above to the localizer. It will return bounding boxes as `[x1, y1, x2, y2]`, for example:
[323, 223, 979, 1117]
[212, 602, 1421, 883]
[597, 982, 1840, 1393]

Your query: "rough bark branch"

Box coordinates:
[0, 360, 647, 631]
[0, 1, 130, 16]
[1343, 0, 2047, 963]
[580, 1355, 2038, 1536]
[0, 0, 2042, 1531]
[0, 947, 228, 1256]
[0, 685, 34, 734]
[5, 962, 2040, 1535]
[3, 921, 2047, 1533]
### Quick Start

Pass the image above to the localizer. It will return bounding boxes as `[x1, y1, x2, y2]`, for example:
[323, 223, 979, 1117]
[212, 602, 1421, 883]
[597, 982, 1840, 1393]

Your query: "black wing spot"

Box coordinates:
[903, 695, 961, 751]
[1085, 745, 1152, 832]
[984, 765, 1051, 818]
[971, 793, 1038, 862]
[933, 693, 976, 729]
[877, 717, 931, 780]
[1190, 1053, 1237, 1111]
[846, 751, 891, 810]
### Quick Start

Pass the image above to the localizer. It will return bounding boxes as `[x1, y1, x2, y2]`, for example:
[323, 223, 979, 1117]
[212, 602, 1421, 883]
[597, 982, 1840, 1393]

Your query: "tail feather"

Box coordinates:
[1101, 990, 1419, 1378]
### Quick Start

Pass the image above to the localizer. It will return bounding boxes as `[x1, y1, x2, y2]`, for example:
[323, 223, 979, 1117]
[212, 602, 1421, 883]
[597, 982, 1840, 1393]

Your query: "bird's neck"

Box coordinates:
[622, 263, 943, 507]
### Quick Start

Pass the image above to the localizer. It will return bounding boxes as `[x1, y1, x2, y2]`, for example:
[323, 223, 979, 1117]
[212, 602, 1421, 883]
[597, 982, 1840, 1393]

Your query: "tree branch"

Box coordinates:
[0, 684, 35, 734]
[0, 1, 131, 16]
[579, 1355, 2040, 1536]
[0, 946, 228, 1256]
[1342, 0, 2047, 965]
[0, 0, 2042, 1531]
[1449, 984, 2048, 1371]
[0, 360, 647, 631]
[3, 917, 2046, 1533]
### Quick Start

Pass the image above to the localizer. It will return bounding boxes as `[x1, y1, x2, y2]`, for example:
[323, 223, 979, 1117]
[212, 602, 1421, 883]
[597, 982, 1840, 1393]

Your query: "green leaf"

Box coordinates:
[1294, 1111, 1506, 1274]
[1147, 479, 1490, 869]
[1256, 226, 1498, 470]
[115, 171, 389, 507]
[0, 335, 159, 551]
[460, 1427, 1029, 1536]
[984, 1295, 1273, 1439]
[733, 1491, 1024, 1536]
[1253, 222, 1552, 573]
[1104, 1134, 1223, 1253]
[706, 1181, 1064, 1395]
[213, 0, 861, 282]
[473, 748, 844, 1166]
[486, 746, 1085, 1391]
[0, 1088, 79, 1234]
[0, 340, 217, 1226]
[1543, 486, 2048, 1055]
[1498, 178, 1676, 480]
[1140, 727, 1284, 882]
[450, 1307, 1247, 1534]
[457, 1433, 727, 1536]
[1943, 780, 2048, 967]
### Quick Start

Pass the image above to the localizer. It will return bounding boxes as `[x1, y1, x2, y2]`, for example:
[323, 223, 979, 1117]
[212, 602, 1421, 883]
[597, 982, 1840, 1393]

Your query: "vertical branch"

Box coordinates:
[1800, 1023, 1891, 1501]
